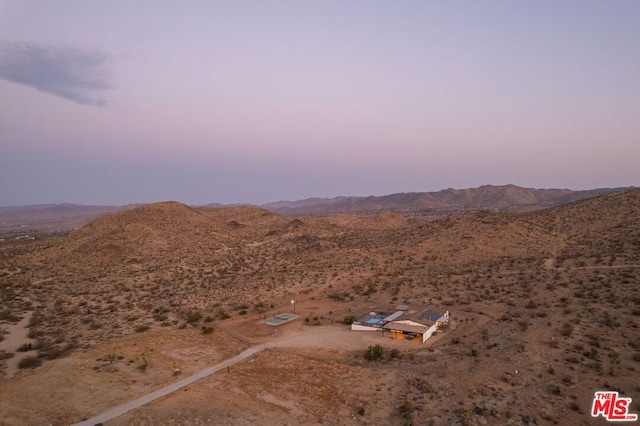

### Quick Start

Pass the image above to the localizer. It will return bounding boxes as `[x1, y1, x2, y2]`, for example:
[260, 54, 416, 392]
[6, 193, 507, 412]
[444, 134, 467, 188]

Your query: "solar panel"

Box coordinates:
[417, 309, 441, 321]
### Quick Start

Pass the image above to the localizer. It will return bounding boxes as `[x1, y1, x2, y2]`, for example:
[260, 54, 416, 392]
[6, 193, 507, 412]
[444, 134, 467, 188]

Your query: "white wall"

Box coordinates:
[423, 324, 438, 343]
[351, 323, 381, 332]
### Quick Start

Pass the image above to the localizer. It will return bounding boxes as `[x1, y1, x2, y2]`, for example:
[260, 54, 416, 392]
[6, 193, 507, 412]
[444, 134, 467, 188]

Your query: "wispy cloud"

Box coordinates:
[0, 41, 113, 106]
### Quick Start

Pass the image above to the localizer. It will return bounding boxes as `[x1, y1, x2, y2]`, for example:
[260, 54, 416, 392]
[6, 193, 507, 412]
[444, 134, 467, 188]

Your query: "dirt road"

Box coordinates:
[72, 344, 266, 426]
[0, 312, 36, 379]
[71, 319, 465, 425]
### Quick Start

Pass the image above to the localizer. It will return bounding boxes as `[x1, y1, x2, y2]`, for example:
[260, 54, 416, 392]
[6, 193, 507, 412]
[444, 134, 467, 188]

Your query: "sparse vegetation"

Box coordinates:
[17, 343, 33, 352]
[342, 315, 355, 325]
[185, 311, 203, 324]
[365, 344, 384, 362]
[0, 309, 21, 322]
[18, 356, 42, 369]
[0, 189, 639, 424]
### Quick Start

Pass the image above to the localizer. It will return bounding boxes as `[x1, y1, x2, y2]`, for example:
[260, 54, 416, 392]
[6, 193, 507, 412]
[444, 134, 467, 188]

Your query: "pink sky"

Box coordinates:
[1, 1, 638, 205]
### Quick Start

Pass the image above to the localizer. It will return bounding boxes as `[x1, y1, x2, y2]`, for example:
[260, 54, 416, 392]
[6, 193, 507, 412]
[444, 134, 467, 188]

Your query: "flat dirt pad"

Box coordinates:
[109, 348, 404, 426]
[0, 327, 244, 426]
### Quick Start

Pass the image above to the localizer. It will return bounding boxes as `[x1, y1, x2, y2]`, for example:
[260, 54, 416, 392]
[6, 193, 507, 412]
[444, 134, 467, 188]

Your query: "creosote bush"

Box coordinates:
[18, 356, 42, 369]
[365, 344, 384, 362]
[342, 315, 355, 325]
[186, 311, 203, 323]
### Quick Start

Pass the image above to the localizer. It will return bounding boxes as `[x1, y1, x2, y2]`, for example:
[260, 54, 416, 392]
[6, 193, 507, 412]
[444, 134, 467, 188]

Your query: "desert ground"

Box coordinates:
[1, 189, 639, 425]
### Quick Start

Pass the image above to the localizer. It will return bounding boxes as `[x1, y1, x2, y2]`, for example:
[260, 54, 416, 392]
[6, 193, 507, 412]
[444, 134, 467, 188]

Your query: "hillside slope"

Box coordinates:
[1, 189, 638, 425]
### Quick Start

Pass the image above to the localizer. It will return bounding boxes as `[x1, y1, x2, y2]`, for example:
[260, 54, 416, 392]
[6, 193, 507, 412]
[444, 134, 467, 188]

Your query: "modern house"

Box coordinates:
[351, 307, 449, 343]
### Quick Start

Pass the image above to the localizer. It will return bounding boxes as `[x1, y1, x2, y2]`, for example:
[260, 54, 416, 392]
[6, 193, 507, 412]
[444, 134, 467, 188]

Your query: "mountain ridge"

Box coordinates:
[260, 184, 635, 216]
[1, 184, 635, 231]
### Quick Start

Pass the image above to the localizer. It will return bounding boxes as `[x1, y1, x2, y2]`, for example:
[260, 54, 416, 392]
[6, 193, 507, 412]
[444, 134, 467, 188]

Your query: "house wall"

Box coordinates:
[389, 330, 404, 340]
[388, 330, 424, 342]
[422, 324, 438, 343]
[351, 323, 381, 332]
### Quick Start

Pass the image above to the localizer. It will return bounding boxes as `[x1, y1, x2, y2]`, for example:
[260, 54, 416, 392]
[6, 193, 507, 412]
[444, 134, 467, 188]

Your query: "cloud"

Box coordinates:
[0, 41, 113, 106]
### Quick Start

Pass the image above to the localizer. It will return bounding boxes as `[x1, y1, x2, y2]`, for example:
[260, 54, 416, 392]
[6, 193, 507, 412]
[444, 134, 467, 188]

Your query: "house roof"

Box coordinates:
[389, 309, 439, 327]
[437, 315, 449, 323]
[354, 306, 446, 329]
[382, 310, 406, 322]
[416, 309, 442, 322]
[383, 321, 430, 334]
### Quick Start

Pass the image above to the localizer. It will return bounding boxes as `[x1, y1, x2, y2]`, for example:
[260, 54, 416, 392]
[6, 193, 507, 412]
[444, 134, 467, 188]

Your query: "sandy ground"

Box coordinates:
[0, 326, 246, 426]
[0, 304, 461, 426]
[0, 312, 37, 379]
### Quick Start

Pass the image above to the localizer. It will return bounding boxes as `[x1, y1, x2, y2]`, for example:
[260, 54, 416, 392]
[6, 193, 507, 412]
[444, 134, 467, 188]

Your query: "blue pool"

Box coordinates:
[264, 313, 298, 325]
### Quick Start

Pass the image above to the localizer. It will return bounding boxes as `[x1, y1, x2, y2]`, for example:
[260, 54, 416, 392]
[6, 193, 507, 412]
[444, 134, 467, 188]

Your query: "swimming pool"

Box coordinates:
[264, 313, 298, 325]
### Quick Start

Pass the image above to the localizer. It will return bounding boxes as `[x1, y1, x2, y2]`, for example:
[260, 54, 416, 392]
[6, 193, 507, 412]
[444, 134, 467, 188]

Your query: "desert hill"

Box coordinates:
[7, 188, 639, 338]
[2, 184, 634, 233]
[1, 189, 639, 425]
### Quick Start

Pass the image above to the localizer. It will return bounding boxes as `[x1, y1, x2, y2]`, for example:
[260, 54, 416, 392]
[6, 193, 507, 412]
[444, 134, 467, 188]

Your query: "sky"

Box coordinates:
[1, 1, 638, 206]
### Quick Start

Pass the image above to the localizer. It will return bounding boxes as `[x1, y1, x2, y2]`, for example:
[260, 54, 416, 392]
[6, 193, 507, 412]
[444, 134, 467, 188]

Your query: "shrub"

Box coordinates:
[0, 310, 21, 322]
[389, 348, 401, 359]
[186, 311, 203, 323]
[153, 313, 168, 322]
[18, 356, 42, 369]
[28, 312, 43, 327]
[17, 343, 33, 352]
[398, 400, 413, 422]
[0, 352, 14, 360]
[365, 344, 384, 362]
[343, 315, 355, 325]
[201, 326, 214, 335]
[135, 325, 150, 333]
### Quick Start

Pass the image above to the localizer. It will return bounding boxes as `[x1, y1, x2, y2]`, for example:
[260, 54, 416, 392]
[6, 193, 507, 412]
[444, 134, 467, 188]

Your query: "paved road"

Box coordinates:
[72, 344, 267, 426]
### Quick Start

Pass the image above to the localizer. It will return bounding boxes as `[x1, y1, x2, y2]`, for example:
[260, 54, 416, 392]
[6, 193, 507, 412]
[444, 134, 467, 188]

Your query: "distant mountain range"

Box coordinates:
[260, 184, 636, 216]
[0, 204, 138, 232]
[1, 184, 635, 232]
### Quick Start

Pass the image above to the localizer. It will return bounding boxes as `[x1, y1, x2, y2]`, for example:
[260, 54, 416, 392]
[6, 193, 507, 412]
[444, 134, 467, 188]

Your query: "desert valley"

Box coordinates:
[0, 186, 639, 425]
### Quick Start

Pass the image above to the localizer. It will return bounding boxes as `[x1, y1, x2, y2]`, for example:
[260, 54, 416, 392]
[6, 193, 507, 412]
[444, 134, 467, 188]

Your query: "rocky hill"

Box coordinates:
[2, 185, 634, 233]
[1, 188, 639, 425]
